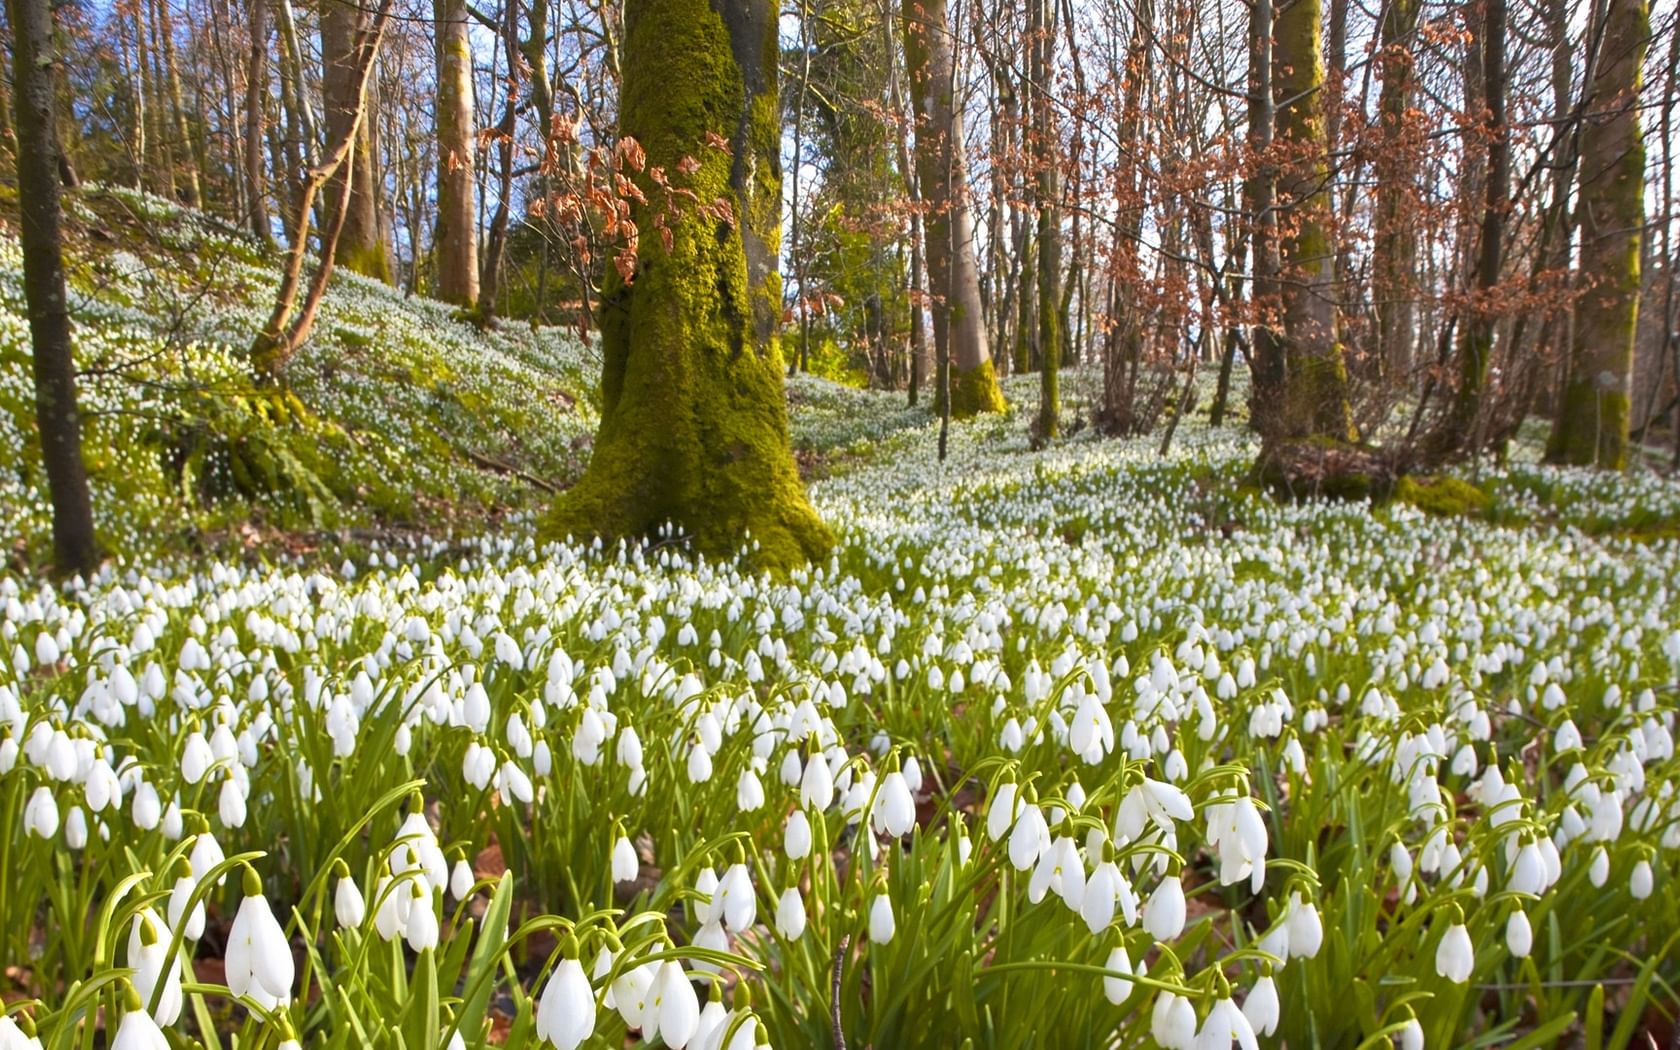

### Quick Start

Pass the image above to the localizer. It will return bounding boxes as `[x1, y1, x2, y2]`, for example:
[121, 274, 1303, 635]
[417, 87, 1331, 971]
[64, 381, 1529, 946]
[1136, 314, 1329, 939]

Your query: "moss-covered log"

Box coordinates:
[539, 0, 830, 571]
[1546, 0, 1649, 469]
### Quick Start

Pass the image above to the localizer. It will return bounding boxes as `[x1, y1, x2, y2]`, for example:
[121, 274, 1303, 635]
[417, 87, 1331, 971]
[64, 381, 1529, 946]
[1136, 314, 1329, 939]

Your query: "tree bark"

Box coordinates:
[1273, 0, 1354, 440]
[245, 0, 273, 243]
[154, 0, 202, 205]
[433, 0, 479, 306]
[1547, 0, 1650, 468]
[1030, 0, 1059, 443]
[1244, 0, 1284, 436]
[539, 0, 830, 570]
[1370, 0, 1420, 381]
[478, 0, 521, 321]
[321, 0, 390, 281]
[901, 0, 1004, 416]
[8, 0, 100, 575]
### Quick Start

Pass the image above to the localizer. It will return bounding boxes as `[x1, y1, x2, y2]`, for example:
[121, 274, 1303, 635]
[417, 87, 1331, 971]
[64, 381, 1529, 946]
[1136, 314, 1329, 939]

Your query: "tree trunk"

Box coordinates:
[902, 0, 1004, 416]
[478, 0, 522, 321]
[1432, 0, 1507, 458]
[321, 0, 390, 281]
[1273, 0, 1353, 440]
[154, 0, 201, 206]
[1244, 0, 1284, 436]
[433, 0, 479, 307]
[1370, 0, 1420, 381]
[539, 0, 830, 570]
[1099, 0, 1150, 435]
[1547, 0, 1650, 468]
[244, 0, 273, 243]
[1031, 0, 1059, 443]
[8, 0, 100, 575]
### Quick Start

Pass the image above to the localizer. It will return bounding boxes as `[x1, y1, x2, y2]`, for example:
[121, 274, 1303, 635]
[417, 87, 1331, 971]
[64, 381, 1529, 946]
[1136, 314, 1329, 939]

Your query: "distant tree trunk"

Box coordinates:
[1099, 0, 1149, 434]
[1031, 0, 1059, 443]
[902, 0, 1004, 416]
[8, 0, 100, 575]
[478, 0, 521, 321]
[888, 24, 930, 406]
[1273, 0, 1353, 440]
[1244, 0, 1283, 437]
[1370, 0, 1421, 382]
[433, 0, 478, 307]
[1431, 0, 1507, 459]
[321, 0, 390, 281]
[154, 0, 201, 205]
[540, 0, 830, 570]
[252, 0, 394, 377]
[1548, 0, 1650, 468]
[244, 0, 273, 243]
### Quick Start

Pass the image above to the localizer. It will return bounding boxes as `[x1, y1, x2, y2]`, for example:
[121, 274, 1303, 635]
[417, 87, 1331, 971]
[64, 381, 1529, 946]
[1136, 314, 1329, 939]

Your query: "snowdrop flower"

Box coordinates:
[1151, 991, 1198, 1050]
[1397, 1017, 1424, 1050]
[986, 781, 1020, 842]
[166, 865, 206, 941]
[872, 770, 916, 838]
[776, 887, 807, 939]
[451, 857, 475, 900]
[1143, 873, 1187, 942]
[1102, 942, 1134, 1004]
[1007, 799, 1050, 871]
[0, 1016, 43, 1050]
[334, 863, 366, 928]
[869, 891, 896, 944]
[612, 833, 639, 884]
[717, 862, 755, 932]
[111, 1005, 168, 1050]
[1506, 909, 1532, 958]
[536, 953, 597, 1050]
[1434, 915, 1474, 984]
[610, 958, 659, 1033]
[736, 767, 764, 811]
[180, 731, 213, 784]
[1589, 846, 1610, 887]
[1631, 858, 1654, 899]
[24, 787, 57, 839]
[773, 811, 808, 864]
[126, 909, 184, 1025]
[1286, 891, 1324, 958]
[1195, 994, 1259, 1050]
[651, 961, 700, 1048]
[1242, 973, 1279, 1036]
[226, 868, 294, 1008]
[405, 882, 439, 951]
[800, 750, 834, 810]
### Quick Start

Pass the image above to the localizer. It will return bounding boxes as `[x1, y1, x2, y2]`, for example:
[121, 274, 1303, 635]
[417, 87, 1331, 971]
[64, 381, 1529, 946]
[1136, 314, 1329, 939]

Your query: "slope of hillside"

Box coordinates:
[0, 186, 598, 565]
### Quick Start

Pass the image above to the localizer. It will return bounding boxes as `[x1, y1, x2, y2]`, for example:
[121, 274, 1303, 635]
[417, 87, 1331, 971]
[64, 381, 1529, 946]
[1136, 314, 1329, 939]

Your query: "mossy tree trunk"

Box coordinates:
[540, 0, 830, 571]
[1243, 0, 1285, 436]
[321, 0, 390, 283]
[1547, 0, 1649, 469]
[9, 0, 100, 575]
[1273, 0, 1354, 441]
[902, 0, 1004, 417]
[433, 0, 478, 307]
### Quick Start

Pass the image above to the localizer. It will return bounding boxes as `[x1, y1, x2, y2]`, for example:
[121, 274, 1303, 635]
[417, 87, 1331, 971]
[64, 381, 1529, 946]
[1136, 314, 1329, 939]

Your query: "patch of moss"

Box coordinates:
[948, 358, 1007, 418]
[1393, 475, 1491, 518]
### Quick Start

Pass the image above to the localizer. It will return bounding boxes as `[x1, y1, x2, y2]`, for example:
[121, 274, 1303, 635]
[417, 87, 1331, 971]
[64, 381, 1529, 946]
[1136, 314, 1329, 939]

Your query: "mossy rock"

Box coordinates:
[1392, 475, 1492, 518]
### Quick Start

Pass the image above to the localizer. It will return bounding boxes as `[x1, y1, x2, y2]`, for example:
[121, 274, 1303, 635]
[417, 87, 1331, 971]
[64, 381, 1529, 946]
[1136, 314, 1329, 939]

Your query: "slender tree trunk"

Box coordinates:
[1245, 0, 1283, 436]
[1370, 0, 1420, 381]
[1100, 0, 1150, 434]
[1031, 0, 1059, 443]
[1273, 0, 1353, 440]
[154, 0, 201, 205]
[479, 0, 522, 321]
[1548, 0, 1650, 468]
[8, 0, 99, 575]
[433, 0, 479, 306]
[902, 0, 1004, 416]
[244, 0, 273, 243]
[1432, 0, 1507, 458]
[885, 2, 930, 406]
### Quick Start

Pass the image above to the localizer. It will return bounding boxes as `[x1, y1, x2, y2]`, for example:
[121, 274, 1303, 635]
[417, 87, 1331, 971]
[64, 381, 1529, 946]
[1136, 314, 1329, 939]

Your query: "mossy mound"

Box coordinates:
[1392, 475, 1492, 518]
[1252, 437, 1398, 502]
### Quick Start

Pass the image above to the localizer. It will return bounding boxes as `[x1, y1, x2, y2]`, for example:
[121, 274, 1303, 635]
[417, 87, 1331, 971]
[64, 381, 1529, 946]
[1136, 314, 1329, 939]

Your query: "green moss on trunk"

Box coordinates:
[539, 0, 830, 571]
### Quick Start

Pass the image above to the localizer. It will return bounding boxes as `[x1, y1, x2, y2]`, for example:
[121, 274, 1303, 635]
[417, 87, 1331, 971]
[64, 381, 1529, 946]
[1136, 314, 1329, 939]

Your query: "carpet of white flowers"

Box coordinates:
[0, 187, 597, 560]
[4, 334, 1680, 1048]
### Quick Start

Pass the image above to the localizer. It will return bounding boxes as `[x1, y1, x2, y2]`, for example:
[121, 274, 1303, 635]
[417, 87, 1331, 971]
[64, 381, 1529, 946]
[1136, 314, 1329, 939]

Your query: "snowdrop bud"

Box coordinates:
[653, 961, 699, 1049]
[450, 858, 475, 901]
[1589, 847, 1610, 888]
[776, 887, 807, 939]
[1397, 1017, 1424, 1050]
[1434, 919, 1474, 984]
[334, 870, 366, 929]
[1631, 859, 1654, 899]
[405, 883, 439, 952]
[869, 892, 896, 944]
[1142, 875, 1186, 942]
[1505, 910, 1532, 958]
[987, 782, 1019, 842]
[784, 810, 812, 861]
[612, 834, 639, 885]
[1243, 973, 1280, 1036]
[24, 787, 58, 839]
[1101, 943, 1133, 1004]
